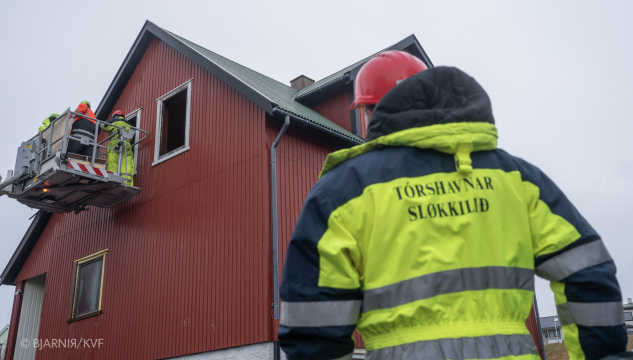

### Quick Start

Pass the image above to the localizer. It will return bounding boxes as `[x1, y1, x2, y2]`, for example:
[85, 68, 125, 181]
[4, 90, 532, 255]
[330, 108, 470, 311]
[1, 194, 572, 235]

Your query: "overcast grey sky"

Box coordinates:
[1, 0, 632, 329]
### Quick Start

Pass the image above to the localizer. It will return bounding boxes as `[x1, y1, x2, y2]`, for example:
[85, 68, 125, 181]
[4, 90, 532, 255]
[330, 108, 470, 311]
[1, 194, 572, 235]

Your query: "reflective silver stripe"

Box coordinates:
[366, 334, 537, 360]
[363, 267, 534, 313]
[557, 301, 625, 327]
[536, 240, 611, 281]
[280, 300, 362, 327]
[71, 129, 95, 137]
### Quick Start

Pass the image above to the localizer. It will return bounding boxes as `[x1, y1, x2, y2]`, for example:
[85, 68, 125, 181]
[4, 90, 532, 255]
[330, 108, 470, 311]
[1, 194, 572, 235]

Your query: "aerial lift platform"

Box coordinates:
[0, 109, 148, 213]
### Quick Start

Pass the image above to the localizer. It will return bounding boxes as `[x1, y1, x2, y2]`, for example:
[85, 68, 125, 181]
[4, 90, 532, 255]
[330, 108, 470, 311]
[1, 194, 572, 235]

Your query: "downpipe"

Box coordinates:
[271, 114, 290, 360]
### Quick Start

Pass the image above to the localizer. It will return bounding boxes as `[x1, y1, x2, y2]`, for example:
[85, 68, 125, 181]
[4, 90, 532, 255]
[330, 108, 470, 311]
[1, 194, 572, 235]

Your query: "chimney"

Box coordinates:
[628, 298, 632, 304]
[290, 75, 315, 90]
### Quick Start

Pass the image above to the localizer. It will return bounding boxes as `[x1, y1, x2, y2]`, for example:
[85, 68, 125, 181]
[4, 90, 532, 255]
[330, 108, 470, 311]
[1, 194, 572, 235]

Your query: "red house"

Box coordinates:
[0, 21, 544, 359]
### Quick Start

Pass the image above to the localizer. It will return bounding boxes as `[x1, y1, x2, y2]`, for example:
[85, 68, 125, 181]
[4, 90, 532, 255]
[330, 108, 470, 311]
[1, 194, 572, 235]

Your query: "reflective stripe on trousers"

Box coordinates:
[365, 334, 537, 360]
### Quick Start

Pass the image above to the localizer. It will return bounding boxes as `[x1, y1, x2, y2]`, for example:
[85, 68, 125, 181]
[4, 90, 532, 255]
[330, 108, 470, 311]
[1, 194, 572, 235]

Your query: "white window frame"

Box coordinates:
[153, 78, 193, 166]
[126, 108, 142, 175]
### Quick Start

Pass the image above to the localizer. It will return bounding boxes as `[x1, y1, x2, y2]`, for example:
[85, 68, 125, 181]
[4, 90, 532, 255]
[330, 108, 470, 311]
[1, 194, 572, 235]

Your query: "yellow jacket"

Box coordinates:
[278, 67, 626, 360]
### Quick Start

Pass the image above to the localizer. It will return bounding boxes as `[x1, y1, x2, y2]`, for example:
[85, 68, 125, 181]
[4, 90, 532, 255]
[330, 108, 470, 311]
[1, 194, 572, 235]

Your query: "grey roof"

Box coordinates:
[294, 54, 370, 99]
[295, 34, 434, 100]
[540, 316, 562, 329]
[161, 28, 361, 141]
[96, 22, 434, 145]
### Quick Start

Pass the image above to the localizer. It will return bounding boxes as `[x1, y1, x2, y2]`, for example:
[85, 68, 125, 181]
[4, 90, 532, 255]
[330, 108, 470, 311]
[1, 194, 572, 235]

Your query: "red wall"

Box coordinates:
[310, 86, 353, 133]
[266, 117, 343, 275]
[527, 303, 545, 358]
[9, 37, 272, 360]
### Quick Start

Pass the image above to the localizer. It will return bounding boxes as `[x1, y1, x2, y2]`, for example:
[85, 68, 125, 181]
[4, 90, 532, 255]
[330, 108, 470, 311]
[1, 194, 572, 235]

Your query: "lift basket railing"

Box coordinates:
[34, 109, 149, 178]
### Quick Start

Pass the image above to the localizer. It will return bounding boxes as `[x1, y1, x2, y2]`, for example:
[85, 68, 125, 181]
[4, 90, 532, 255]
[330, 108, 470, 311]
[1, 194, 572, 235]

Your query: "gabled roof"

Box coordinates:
[294, 34, 433, 101]
[96, 21, 363, 143]
[96, 22, 433, 145]
[1, 24, 435, 284]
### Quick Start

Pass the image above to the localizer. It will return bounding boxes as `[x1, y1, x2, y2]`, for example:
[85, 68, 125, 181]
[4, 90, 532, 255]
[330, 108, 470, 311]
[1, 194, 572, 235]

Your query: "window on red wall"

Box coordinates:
[153, 79, 192, 166]
[68, 250, 107, 322]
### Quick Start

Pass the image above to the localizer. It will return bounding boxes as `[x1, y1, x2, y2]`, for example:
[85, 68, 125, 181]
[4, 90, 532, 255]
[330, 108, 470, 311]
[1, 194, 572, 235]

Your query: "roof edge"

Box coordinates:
[0, 211, 52, 286]
[272, 107, 363, 145]
[96, 20, 156, 119]
[96, 20, 275, 119]
[295, 34, 434, 101]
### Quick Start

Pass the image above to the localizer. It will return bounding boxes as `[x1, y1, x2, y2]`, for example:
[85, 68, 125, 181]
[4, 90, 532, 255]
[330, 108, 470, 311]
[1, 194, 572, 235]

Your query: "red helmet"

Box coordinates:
[112, 110, 125, 118]
[349, 50, 428, 109]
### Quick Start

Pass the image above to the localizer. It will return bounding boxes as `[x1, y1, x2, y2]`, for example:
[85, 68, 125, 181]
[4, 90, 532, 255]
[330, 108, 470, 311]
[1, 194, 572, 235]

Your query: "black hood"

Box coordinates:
[366, 66, 495, 141]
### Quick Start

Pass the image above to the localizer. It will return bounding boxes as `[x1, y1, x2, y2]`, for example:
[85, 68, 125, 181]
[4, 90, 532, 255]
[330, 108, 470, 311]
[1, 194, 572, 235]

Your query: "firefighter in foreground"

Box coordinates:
[278, 51, 627, 359]
[68, 100, 98, 157]
[101, 110, 134, 186]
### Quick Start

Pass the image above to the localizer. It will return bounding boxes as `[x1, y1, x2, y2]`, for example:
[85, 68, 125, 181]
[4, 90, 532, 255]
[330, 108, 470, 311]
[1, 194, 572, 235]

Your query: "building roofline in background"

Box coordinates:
[294, 34, 434, 102]
[0, 211, 52, 286]
[289, 74, 315, 83]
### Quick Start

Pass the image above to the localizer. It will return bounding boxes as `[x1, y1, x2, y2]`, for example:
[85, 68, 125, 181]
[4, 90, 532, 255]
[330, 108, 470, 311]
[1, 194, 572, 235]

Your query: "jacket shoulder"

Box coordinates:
[317, 147, 457, 208]
[471, 148, 544, 185]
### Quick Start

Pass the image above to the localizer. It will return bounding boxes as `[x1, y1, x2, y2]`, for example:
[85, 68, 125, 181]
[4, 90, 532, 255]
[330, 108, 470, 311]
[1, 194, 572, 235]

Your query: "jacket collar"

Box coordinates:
[319, 122, 498, 178]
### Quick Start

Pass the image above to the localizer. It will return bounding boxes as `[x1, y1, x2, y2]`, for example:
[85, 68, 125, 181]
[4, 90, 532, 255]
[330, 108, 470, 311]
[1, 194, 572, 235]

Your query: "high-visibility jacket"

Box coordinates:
[101, 116, 134, 186]
[39, 118, 50, 133]
[278, 67, 627, 360]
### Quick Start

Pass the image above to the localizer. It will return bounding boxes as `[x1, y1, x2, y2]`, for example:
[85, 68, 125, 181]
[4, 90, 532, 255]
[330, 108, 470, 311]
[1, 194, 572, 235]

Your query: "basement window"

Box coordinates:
[153, 79, 192, 165]
[68, 249, 107, 322]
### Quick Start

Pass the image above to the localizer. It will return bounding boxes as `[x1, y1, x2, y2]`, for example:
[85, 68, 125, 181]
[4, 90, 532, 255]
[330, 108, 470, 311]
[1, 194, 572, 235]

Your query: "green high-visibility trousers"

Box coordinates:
[106, 139, 134, 186]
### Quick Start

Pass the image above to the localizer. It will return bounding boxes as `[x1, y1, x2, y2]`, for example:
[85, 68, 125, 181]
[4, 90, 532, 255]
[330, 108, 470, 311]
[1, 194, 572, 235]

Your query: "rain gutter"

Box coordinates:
[271, 114, 290, 360]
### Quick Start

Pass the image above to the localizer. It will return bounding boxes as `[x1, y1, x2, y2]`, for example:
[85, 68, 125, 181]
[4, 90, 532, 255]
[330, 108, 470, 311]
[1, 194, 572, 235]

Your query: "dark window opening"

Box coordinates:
[160, 89, 187, 156]
[127, 116, 137, 128]
[69, 253, 105, 322]
[625, 312, 633, 321]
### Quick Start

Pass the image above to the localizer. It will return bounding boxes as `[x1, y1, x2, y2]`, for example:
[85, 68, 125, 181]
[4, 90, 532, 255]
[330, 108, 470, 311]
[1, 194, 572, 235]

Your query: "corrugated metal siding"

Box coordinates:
[527, 302, 544, 359]
[11, 37, 272, 360]
[266, 117, 356, 347]
[309, 86, 353, 133]
[12, 275, 46, 360]
[353, 331, 365, 349]
[266, 118, 343, 279]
